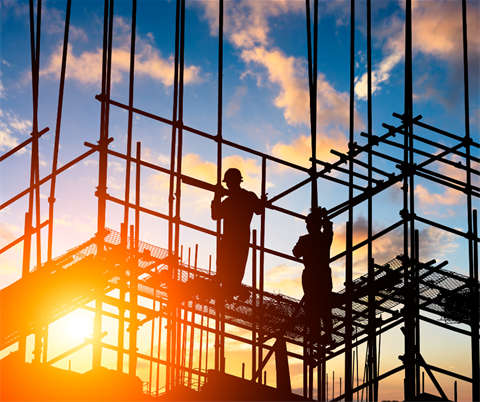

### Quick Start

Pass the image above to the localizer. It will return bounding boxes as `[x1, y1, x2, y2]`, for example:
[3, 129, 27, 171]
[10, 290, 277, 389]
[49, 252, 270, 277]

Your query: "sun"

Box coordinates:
[66, 316, 91, 341]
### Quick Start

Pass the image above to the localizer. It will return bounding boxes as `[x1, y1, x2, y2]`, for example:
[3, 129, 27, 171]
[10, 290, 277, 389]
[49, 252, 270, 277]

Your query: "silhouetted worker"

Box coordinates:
[211, 168, 264, 297]
[293, 207, 333, 343]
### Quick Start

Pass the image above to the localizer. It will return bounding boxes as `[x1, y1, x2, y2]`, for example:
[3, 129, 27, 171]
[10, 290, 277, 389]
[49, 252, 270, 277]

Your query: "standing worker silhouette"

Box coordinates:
[293, 207, 333, 344]
[211, 168, 265, 297]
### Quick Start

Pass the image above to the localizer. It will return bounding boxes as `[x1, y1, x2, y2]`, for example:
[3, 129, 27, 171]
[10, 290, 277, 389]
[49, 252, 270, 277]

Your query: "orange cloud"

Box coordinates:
[40, 43, 201, 87]
[41, 15, 201, 87]
[270, 129, 349, 170]
[196, 0, 363, 133]
[264, 263, 303, 298]
[241, 46, 363, 132]
[355, 1, 480, 100]
[415, 184, 463, 207]
[414, 159, 479, 212]
[143, 151, 269, 211]
[330, 216, 459, 286]
[195, 1, 303, 48]
[411, 1, 479, 59]
[195, 0, 365, 176]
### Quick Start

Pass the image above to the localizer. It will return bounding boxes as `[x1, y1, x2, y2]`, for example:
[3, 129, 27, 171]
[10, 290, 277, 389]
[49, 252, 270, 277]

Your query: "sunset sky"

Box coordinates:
[0, 0, 479, 400]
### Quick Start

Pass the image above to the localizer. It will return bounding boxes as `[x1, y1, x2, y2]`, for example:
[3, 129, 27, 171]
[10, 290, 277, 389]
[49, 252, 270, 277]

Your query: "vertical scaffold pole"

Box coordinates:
[128, 142, 141, 376]
[305, 0, 318, 211]
[47, 0, 72, 261]
[118, 0, 137, 374]
[172, 0, 186, 386]
[345, 0, 356, 399]
[472, 210, 480, 401]
[122, 0, 137, 242]
[33, 0, 42, 269]
[461, 0, 479, 399]
[259, 157, 266, 382]
[403, 0, 415, 399]
[92, 0, 113, 370]
[366, 0, 378, 400]
[305, 0, 319, 397]
[166, 0, 182, 390]
[252, 229, 257, 380]
[414, 227, 420, 398]
[215, 0, 225, 374]
[408, 0, 418, 396]
[96, 0, 113, 245]
[25, 0, 43, 278]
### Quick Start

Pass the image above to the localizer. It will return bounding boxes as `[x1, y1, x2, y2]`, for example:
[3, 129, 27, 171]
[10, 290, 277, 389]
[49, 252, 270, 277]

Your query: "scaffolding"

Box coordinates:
[0, 0, 479, 401]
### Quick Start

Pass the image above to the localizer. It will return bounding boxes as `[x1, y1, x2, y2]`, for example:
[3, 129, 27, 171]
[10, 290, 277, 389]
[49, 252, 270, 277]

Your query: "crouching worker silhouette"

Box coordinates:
[293, 207, 333, 344]
[211, 168, 265, 299]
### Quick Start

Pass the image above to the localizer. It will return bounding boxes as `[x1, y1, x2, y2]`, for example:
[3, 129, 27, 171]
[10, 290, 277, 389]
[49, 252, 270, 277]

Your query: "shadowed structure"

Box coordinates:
[0, 0, 478, 401]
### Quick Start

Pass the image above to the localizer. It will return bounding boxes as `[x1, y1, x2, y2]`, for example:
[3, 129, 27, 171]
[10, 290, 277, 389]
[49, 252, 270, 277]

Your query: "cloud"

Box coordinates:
[195, 0, 363, 166]
[411, 1, 478, 60]
[0, 78, 6, 100]
[415, 184, 463, 208]
[0, 129, 21, 153]
[70, 26, 88, 42]
[355, 1, 480, 102]
[473, 108, 480, 131]
[264, 214, 459, 295]
[240, 44, 361, 132]
[227, 1, 303, 49]
[355, 36, 404, 100]
[195, 1, 303, 47]
[52, 215, 96, 234]
[226, 86, 248, 118]
[40, 43, 200, 87]
[143, 151, 269, 211]
[43, 2, 68, 35]
[414, 159, 479, 214]
[0, 1, 29, 19]
[40, 16, 201, 87]
[0, 222, 20, 248]
[0, 110, 32, 154]
[264, 263, 303, 298]
[270, 129, 348, 170]
[330, 215, 459, 284]
[108, 161, 125, 174]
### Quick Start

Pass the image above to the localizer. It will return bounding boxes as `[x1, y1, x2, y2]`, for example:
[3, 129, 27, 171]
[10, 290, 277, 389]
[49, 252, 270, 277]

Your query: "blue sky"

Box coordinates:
[1, 0, 479, 399]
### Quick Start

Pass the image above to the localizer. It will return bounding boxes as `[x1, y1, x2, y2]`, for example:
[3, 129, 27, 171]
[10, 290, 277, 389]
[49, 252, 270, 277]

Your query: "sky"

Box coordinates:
[0, 0, 479, 400]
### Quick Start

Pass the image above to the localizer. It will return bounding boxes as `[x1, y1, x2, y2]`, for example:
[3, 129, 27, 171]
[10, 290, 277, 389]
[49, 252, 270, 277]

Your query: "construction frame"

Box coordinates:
[0, 0, 479, 401]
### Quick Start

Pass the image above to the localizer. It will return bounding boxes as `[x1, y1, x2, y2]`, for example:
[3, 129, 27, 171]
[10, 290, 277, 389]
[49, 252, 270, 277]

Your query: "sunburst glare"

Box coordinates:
[66, 315, 91, 341]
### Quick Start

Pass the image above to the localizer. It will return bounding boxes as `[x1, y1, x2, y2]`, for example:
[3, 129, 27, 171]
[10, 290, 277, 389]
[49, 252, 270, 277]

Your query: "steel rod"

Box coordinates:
[122, 0, 138, 241]
[0, 128, 49, 163]
[47, 0, 72, 261]
[392, 113, 480, 149]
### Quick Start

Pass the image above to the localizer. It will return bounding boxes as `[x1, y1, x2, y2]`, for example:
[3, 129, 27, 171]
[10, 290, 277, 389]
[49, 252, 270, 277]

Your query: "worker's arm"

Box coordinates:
[292, 236, 305, 258]
[322, 218, 334, 246]
[253, 192, 268, 215]
[211, 187, 224, 221]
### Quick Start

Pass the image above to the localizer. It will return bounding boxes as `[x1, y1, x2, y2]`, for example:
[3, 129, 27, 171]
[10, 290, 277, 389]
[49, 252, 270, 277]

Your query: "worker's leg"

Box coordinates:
[219, 239, 249, 296]
[302, 270, 322, 338]
[319, 288, 332, 343]
[215, 238, 228, 286]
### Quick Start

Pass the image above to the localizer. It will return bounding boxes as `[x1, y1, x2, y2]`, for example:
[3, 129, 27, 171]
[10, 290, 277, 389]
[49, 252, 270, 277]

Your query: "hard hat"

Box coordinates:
[306, 207, 327, 225]
[223, 168, 243, 182]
